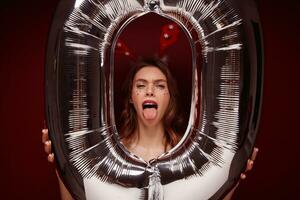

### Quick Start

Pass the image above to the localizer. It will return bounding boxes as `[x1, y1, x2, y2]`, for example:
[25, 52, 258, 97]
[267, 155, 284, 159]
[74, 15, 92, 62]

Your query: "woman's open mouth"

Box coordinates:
[142, 100, 158, 109]
[142, 100, 158, 120]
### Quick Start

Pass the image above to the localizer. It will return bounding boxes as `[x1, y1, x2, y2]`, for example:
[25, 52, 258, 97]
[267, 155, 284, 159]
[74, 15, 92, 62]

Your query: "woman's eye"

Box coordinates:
[136, 84, 145, 89]
[157, 84, 166, 89]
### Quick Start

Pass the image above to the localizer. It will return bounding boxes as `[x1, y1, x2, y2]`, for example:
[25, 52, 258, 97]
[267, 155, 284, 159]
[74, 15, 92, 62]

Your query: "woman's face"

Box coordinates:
[131, 66, 170, 126]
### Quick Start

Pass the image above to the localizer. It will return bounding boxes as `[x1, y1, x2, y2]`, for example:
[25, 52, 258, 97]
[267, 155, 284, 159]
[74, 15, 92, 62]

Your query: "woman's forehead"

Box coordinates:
[134, 66, 167, 81]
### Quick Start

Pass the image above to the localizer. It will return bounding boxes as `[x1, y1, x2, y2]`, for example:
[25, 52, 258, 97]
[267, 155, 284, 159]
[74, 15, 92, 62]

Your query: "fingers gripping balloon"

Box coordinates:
[45, 0, 263, 199]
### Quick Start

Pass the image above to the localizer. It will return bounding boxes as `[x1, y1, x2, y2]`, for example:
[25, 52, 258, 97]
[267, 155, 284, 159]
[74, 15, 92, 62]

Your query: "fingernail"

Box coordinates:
[48, 153, 54, 162]
[241, 173, 246, 179]
[48, 155, 52, 162]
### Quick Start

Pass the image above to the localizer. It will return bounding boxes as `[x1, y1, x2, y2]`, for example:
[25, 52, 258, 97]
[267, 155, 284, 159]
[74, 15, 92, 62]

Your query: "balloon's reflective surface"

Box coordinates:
[45, 0, 263, 199]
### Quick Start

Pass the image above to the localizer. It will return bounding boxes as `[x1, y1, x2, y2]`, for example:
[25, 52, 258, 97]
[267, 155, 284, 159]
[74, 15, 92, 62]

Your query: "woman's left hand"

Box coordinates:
[223, 147, 259, 200]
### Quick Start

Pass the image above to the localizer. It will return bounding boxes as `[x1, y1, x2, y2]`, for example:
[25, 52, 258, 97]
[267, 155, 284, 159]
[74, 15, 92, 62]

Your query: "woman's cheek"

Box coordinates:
[161, 94, 170, 114]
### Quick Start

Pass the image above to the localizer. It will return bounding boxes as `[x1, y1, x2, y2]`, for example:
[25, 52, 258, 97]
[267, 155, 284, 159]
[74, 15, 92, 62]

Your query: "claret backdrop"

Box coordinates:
[0, 0, 299, 199]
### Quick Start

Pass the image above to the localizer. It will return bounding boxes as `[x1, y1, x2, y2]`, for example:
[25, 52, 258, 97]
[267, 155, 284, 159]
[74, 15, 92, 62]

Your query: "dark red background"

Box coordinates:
[1, 0, 299, 199]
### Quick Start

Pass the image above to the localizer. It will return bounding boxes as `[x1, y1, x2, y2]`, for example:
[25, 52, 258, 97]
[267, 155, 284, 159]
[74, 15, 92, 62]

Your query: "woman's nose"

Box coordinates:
[146, 85, 154, 96]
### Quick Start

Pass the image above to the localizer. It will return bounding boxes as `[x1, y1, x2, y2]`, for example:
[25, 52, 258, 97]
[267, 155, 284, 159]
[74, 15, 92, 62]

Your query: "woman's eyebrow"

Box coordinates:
[154, 79, 167, 83]
[135, 79, 167, 83]
[135, 79, 147, 83]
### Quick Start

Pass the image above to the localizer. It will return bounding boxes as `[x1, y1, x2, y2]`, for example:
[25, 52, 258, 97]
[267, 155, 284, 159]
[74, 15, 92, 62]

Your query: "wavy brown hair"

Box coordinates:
[119, 58, 182, 148]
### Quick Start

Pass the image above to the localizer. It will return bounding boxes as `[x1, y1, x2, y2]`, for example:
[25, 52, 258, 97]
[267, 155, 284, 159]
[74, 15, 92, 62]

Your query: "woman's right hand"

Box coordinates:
[42, 128, 55, 163]
[42, 128, 74, 200]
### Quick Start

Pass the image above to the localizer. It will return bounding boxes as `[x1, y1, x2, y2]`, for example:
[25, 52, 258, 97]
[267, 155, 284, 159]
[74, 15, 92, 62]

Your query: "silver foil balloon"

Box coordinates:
[45, 0, 263, 199]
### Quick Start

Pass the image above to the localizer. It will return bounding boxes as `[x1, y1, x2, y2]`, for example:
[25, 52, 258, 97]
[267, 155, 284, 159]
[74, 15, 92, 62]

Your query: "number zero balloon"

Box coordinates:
[45, 0, 263, 199]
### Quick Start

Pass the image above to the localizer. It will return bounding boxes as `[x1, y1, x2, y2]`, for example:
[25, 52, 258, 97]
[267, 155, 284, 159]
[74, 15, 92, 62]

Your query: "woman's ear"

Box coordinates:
[129, 98, 133, 103]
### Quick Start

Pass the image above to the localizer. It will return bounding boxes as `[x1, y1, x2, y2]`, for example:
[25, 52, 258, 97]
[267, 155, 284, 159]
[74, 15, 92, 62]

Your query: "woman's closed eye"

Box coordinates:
[136, 84, 146, 89]
[156, 84, 166, 90]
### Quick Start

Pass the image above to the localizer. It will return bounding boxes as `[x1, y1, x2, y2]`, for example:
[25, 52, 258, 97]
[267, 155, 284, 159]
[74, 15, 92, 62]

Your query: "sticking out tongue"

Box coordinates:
[143, 108, 157, 120]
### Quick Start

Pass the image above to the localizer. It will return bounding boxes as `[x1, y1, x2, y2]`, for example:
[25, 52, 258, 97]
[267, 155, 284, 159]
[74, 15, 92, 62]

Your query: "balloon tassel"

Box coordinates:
[148, 168, 163, 200]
